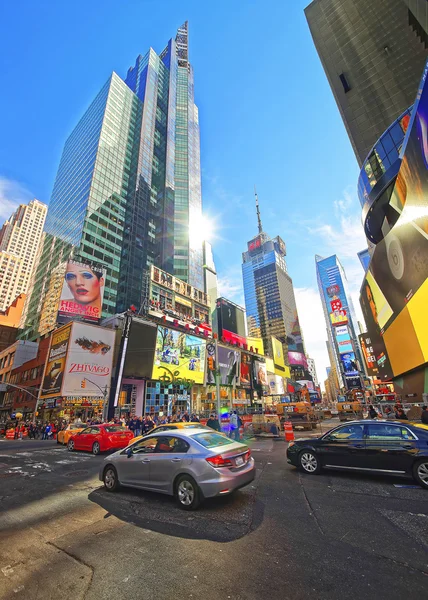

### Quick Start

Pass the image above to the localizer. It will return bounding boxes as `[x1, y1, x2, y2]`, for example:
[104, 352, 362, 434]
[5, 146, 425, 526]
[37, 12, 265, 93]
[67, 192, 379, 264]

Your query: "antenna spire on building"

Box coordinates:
[254, 185, 263, 234]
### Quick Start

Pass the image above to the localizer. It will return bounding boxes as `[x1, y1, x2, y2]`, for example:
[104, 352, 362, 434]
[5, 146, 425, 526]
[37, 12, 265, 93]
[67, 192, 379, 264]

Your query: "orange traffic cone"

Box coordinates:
[284, 420, 294, 442]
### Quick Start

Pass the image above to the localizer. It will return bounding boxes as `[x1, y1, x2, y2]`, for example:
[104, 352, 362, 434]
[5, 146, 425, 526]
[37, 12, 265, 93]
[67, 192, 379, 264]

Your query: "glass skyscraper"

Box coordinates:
[316, 254, 364, 390]
[242, 209, 308, 382]
[21, 22, 204, 340]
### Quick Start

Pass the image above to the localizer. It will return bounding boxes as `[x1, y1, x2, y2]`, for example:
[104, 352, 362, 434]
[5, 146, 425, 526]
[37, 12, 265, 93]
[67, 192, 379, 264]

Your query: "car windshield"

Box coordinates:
[103, 426, 124, 433]
[193, 432, 235, 448]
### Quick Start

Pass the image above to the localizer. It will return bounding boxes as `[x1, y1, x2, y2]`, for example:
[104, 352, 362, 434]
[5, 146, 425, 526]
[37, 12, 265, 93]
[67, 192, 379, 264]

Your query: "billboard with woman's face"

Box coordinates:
[57, 260, 106, 325]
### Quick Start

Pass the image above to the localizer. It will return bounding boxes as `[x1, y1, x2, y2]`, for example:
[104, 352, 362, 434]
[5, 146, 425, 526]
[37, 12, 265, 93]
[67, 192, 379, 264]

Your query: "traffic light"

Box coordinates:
[81, 379, 86, 389]
[208, 357, 214, 370]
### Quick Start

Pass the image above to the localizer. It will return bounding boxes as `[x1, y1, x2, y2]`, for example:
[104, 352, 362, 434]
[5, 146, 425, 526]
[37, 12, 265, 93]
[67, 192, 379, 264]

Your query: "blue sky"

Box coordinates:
[0, 0, 367, 383]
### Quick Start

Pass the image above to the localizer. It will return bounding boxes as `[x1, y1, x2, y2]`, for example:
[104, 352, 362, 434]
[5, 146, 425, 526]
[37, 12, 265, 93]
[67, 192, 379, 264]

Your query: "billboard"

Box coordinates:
[58, 260, 106, 325]
[240, 352, 252, 388]
[252, 358, 268, 396]
[340, 352, 359, 377]
[360, 60, 428, 378]
[358, 333, 379, 377]
[217, 345, 240, 386]
[288, 351, 308, 369]
[40, 323, 72, 399]
[62, 323, 115, 397]
[335, 325, 353, 354]
[267, 373, 285, 395]
[329, 297, 348, 326]
[216, 298, 246, 339]
[152, 326, 206, 385]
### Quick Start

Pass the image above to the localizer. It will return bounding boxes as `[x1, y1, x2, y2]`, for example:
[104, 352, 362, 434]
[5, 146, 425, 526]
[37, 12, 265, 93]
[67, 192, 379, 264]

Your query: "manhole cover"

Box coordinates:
[65, 470, 89, 477]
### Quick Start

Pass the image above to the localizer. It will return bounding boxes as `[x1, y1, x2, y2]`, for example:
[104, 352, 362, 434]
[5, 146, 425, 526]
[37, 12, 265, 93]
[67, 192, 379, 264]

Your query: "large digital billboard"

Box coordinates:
[288, 351, 308, 369]
[152, 326, 206, 384]
[217, 345, 240, 386]
[240, 352, 252, 388]
[216, 297, 246, 340]
[329, 297, 348, 326]
[340, 352, 359, 377]
[335, 325, 353, 354]
[358, 333, 379, 377]
[252, 358, 268, 396]
[58, 260, 106, 325]
[360, 59, 428, 378]
[62, 323, 115, 397]
[271, 337, 290, 377]
[40, 323, 72, 399]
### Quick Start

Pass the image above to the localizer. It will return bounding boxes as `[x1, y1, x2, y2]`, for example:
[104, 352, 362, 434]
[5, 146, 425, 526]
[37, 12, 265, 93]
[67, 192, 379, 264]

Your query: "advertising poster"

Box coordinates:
[62, 322, 115, 397]
[252, 359, 268, 396]
[240, 352, 252, 388]
[217, 345, 240, 386]
[40, 323, 72, 399]
[152, 326, 206, 384]
[358, 333, 379, 377]
[336, 326, 353, 354]
[268, 373, 285, 395]
[288, 351, 308, 369]
[329, 296, 348, 326]
[58, 260, 106, 325]
[340, 352, 359, 377]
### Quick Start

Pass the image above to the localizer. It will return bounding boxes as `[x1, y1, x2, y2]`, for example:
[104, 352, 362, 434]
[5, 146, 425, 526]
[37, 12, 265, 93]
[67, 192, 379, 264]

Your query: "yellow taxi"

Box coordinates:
[130, 422, 209, 445]
[57, 423, 87, 445]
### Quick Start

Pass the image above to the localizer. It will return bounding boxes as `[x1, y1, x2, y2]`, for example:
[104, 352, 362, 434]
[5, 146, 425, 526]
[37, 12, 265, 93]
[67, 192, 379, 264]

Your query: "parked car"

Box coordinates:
[129, 422, 213, 445]
[99, 428, 255, 510]
[57, 423, 87, 445]
[68, 424, 134, 455]
[286, 420, 428, 489]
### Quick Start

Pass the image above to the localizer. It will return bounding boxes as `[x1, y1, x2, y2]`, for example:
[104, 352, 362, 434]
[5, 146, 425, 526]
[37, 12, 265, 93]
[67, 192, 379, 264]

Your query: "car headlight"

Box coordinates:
[288, 441, 295, 449]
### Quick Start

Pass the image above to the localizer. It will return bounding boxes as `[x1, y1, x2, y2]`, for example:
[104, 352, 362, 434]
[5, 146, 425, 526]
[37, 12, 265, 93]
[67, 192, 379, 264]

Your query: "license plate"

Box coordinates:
[235, 456, 244, 466]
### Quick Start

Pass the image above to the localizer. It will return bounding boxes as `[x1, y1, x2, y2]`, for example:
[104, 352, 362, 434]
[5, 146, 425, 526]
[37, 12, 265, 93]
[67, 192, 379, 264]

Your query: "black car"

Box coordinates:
[286, 420, 428, 489]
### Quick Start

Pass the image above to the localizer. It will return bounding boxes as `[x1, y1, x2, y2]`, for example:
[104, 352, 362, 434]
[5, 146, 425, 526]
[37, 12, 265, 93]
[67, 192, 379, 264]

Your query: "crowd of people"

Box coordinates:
[367, 403, 428, 423]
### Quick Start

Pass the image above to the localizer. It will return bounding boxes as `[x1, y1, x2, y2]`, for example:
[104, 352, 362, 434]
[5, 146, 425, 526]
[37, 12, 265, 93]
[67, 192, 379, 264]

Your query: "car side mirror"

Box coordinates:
[126, 447, 133, 458]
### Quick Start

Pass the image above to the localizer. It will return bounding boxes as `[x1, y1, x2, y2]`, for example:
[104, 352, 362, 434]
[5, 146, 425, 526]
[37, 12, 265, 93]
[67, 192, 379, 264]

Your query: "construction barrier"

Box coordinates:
[6, 428, 15, 439]
[284, 420, 295, 442]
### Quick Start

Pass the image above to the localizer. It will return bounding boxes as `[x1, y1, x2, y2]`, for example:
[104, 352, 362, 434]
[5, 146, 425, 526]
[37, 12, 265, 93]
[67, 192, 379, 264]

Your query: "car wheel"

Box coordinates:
[413, 459, 428, 489]
[67, 440, 75, 452]
[92, 441, 101, 455]
[103, 466, 120, 492]
[299, 450, 321, 474]
[175, 475, 201, 510]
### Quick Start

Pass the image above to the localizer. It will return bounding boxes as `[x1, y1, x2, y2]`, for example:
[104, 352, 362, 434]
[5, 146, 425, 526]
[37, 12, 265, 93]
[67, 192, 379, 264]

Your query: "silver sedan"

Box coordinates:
[99, 428, 255, 510]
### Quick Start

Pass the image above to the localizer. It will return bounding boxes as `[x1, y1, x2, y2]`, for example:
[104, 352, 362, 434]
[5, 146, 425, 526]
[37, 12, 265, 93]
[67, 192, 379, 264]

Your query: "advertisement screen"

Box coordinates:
[252, 359, 268, 396]
[340, 352, 359, 377]
[217, 298, 246, 339]
[336, 333, 353, 354]
[62, 323, 115, 397]
[358, 333, 379, 377]
[288, 351, 308, 369]
[58, 260, 106, 325]
[240, 352, 252, 388]
[217, 345, 240, 386]
[335, 325, 348, 337]
[329, 296, 348, 326]
[271, 337, 286, 375]
[152, 326, 206, 384]
[267, 373, 285, 395]
[40, 323, 72, 399]
[360, 59, 428, 377]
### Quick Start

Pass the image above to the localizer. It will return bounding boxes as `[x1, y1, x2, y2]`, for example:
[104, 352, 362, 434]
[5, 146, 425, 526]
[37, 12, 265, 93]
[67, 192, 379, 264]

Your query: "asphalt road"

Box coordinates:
[0, 436, 427, 600]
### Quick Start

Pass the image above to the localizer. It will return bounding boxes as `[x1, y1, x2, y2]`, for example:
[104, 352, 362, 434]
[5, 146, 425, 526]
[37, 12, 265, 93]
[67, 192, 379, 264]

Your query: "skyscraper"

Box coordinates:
[0, 199, 47, 312]
[242, 193, 309, 383]
[316, 254, 364, 390]
[21, 22, 205, 340]
[305, 0, 428, 164]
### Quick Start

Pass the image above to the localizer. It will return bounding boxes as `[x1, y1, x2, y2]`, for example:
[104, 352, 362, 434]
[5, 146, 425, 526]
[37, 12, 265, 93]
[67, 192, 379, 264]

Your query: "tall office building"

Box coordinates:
[242, 194, 309, 382]
[21, 22, 205, 340]
[305, 0, 428, 164]
[316, 254, 364, 390]
[307, 357, 319, 387]
[0, 199, 47, 312]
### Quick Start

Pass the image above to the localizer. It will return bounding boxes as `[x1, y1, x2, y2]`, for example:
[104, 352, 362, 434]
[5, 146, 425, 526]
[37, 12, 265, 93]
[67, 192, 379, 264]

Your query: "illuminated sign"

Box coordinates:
[358, 333, 379, 376]
[152, 326, 206, 385]
[58, 260, 106, 325]
[248, 236, 262, 252]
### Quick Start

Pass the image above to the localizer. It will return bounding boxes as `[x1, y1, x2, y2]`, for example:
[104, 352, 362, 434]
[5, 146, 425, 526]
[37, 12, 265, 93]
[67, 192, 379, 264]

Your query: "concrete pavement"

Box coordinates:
[0, 437, 427, 599]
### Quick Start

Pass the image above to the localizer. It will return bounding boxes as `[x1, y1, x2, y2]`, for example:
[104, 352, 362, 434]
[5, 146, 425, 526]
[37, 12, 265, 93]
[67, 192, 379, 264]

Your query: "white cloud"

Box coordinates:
[295, 287, 330, 390]
[0, 175, 33, 221]
[217, 271, 245, 308]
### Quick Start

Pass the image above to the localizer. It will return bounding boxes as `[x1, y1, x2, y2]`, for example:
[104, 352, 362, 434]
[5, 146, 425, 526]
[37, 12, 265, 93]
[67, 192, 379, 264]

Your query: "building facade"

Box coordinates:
[307, 357, 319, 387]
[21, 22, 205, 341]
[0, 199, 47, 312]
[242, 203, 309, 384]
[316, 254, 364, 390]
[305, 0, 428, 164]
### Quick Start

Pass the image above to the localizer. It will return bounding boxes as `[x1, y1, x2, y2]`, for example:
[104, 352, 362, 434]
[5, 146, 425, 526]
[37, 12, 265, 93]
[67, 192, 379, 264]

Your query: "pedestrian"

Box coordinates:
[395, 407, 408, 420]
[421, 405, 428, 425]
[368, 405, 379, 419]
[183, 411, 190, 422]
[207, 414, 220, 431]
[134, 417, 141, 438]
[230, 411, 239, 441]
